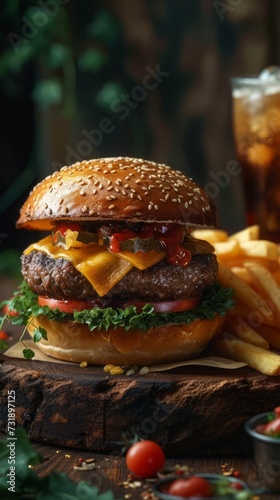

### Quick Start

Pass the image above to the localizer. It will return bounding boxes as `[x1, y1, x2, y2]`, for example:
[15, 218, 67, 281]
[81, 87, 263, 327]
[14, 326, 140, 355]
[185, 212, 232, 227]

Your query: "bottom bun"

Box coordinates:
[27, 314, 225, 366]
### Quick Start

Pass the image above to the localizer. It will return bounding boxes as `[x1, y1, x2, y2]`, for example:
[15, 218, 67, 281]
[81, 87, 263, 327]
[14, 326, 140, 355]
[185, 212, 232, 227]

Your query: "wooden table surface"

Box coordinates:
[0, 277, 279, 499]
[0, 436, 277, 499]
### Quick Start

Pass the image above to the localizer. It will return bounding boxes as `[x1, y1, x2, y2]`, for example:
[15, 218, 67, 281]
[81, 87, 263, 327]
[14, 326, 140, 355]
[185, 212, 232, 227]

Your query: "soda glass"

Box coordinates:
[231, 67, 280, 242]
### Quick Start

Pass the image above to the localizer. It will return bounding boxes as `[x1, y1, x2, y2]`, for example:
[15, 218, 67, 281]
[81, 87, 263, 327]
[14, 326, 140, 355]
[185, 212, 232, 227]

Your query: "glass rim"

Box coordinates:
[230, 75, 280, 88]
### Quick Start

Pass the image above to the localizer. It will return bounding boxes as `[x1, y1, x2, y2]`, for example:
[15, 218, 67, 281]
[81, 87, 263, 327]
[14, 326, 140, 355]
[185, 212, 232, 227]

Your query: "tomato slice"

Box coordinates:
[113, 296, 201, 313]
[38, 296, 97, 313]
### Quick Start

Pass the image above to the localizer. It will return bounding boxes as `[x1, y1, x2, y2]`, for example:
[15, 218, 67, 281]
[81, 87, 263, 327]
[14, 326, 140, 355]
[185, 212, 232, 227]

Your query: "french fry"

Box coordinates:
[271, 269, 280, 287]
[245, 262, 280, 326]
[191, 229, 229, 243]
[229, 299, 254, 318]
[230, 266, 253, 285]
[228, 225, 260, 242]
[239, 240, 279, 261]
[212, 334, 280, 376]
[223, 257, 279, 272]
[195, 225, 280, 375]
[256, 324, 280, 351]
[218, 263, 274, 325]
[224, 315, 269, 350]
[213, 240, 241, 260]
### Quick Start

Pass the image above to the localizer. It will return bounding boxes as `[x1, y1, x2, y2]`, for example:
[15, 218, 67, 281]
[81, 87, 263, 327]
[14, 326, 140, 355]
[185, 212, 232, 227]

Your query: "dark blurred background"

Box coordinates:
[0, 0, 279, 278]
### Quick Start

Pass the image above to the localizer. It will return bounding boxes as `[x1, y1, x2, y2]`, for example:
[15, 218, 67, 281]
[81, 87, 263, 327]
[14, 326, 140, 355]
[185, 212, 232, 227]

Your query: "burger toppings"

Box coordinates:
[51, 221, 214, 267]
[23, 219, 214, 298]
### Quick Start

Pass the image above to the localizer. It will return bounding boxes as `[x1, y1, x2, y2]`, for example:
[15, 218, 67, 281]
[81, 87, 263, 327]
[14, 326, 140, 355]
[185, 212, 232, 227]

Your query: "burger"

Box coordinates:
[3, 157, 233, 365]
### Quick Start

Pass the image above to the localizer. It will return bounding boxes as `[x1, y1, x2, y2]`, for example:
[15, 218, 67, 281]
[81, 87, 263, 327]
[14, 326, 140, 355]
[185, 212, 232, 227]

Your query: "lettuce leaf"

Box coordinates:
[0, 281, 234, 359]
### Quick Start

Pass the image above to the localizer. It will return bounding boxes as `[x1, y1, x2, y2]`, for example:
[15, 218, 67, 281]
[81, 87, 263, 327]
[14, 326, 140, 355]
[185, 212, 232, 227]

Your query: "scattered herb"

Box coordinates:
[0, 281, 234, 359]
[0, 427, 116, 499]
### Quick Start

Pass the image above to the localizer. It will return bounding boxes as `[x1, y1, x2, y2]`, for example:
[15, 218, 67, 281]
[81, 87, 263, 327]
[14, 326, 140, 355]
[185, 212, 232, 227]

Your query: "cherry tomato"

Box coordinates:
[2, 303, 19, 317]
[261, 417, 280, 436]
[274, 407, 280, 417]
[113, 296, 201, 313]
[231, 481, 244, 490]
[168, 476, 212, 498]
[0, 330, 9, 340]
[38, 296, 96, 313]
[125, 440, 165, 478]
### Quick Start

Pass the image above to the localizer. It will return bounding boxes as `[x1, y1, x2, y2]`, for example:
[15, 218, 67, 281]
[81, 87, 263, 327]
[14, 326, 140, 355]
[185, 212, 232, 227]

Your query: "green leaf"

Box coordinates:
[0, 340, 8, 350]
[95, 82, 124, 110]
[23, 348, 35, 359]
[32, 78, 63, 107]
[0, 428, 117, 498]
[86, 11, 120, 44]
[33, 327, 48, 343]
[46, 43, 70, 69]
[0, 428, 43, 477]
[78, 48, 108, 73]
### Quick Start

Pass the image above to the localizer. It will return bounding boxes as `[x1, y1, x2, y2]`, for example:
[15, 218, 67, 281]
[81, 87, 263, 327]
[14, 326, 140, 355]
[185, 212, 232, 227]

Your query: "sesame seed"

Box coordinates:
[82, 205, 88, 212]
[108, 204, 115, 209]
[92, 189, 97, 195]
[185, 202, 188, 208]
[107, 185, 113, 191]
[121, 189, 127, 195]
[114, 187, 120, 193]
[80, 190, 85, 196]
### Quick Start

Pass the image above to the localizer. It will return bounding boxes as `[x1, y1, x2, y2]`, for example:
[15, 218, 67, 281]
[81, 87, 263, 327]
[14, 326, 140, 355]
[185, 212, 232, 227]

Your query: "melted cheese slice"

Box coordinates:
[24, 236, 133, 297]
[112, 248, 166, 270]
[24, 235, 166, 296]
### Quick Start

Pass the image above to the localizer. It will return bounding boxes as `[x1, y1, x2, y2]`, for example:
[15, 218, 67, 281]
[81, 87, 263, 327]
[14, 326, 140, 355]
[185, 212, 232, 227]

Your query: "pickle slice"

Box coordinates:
[119, 237, 164, 253]
[182, 237, 214, 254]
[53, 230, 99, 249]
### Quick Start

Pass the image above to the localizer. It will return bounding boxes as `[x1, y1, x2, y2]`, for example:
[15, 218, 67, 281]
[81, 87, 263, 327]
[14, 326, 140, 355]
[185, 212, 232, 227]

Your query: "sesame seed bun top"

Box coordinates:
[16, 157, 218, 230]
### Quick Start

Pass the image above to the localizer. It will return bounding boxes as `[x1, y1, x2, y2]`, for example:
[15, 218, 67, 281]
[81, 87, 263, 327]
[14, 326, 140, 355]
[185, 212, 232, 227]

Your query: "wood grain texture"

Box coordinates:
[1, 356, 280, 457]
[0, 431, 278, 500]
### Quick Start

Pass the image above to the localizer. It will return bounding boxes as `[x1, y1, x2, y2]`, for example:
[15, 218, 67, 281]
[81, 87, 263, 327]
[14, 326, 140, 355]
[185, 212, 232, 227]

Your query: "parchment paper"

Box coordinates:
[3, 340, 247, 371]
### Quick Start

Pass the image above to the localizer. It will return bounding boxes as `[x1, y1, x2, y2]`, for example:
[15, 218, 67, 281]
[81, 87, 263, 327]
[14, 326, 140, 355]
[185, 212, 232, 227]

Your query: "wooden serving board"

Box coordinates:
[1, 355, 280, 457]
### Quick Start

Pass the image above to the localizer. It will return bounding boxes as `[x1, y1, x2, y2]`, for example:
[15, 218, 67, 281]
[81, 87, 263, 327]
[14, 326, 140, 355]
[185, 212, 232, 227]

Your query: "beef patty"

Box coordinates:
[21, 250, 218, 301]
